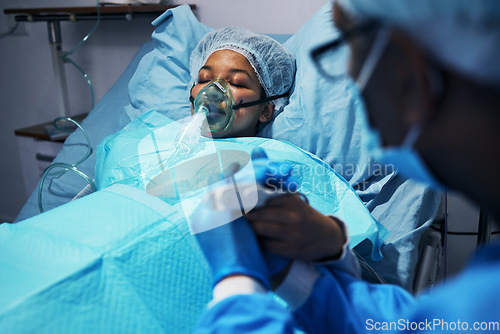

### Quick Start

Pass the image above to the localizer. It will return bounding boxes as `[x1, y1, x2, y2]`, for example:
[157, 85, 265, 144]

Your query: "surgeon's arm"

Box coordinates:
[192, 213, 298, 333]
[193, 212, 411, 334]
[195, 277, 296, 334]
[195, 150, 416, 333]
[196, 258, 417, 334]
[193, 205, 414, 333]
[276, 261, 417, 333]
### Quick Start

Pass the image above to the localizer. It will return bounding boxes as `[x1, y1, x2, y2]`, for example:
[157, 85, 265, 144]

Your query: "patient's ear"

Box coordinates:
[259, 103, 274, 122]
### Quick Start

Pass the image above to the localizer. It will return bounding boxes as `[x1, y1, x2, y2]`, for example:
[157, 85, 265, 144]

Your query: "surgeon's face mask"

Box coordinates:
[355, 28, 444, 190]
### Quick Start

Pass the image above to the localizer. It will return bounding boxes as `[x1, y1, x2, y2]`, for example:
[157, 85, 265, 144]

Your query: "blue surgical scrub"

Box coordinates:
[196, 241, 500, 333]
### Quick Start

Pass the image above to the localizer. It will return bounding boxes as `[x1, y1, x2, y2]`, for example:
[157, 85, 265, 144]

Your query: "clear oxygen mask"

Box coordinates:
[193, 78, 236, 132]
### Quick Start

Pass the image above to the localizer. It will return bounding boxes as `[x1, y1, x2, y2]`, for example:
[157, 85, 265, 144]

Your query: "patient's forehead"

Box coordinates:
[203, 50, 259, 80]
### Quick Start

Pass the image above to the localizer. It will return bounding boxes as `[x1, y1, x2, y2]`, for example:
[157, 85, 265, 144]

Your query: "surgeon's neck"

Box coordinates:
[420, 73, 500, 221]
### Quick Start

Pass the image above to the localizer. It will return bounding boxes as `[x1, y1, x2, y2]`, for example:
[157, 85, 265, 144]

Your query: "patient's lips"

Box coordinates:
[207, 108, 227, 121]
[208, 110, 226, 117]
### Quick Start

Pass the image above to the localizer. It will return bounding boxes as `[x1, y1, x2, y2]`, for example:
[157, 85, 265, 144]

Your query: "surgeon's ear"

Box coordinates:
[259, 103, 274, 122]
[388, 30, 435, 125]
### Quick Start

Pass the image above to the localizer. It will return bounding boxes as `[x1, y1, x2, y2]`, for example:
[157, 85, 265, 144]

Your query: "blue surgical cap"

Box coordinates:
[189, 26, 296, 109]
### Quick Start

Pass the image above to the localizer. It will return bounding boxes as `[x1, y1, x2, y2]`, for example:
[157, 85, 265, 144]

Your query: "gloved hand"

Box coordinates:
[192, 147, 297, 290]
[194, 214, 270, 289]
[248, 147, 295, 277]
[250, 147, 299, 192]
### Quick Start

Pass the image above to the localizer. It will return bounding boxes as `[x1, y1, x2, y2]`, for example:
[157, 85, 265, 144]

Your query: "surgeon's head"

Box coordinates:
[329, 0, 499, 146]
[189, 26, 296, 138]
[323, 0, 500, 217]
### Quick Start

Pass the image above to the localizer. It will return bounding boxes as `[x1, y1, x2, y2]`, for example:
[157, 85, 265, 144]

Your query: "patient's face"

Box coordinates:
[191, 50, 272, 138]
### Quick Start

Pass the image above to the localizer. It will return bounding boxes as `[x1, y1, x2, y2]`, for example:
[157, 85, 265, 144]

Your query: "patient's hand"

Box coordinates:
[245, 194, 346, 262]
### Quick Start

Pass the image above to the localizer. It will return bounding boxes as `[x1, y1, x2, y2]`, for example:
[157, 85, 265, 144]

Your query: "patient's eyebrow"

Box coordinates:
[199, 66, 252, 79]
[229, 68, 252, 79]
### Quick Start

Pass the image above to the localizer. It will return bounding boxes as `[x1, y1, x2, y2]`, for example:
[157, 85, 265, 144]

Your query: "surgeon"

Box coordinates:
[192, 0, 500, 332]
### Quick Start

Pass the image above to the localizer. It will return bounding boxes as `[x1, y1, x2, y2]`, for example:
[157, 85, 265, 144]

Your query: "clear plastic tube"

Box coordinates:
[38, 117, 96, 213]
[37, 0, 102, 213]
[64, 57, 96, 109]
[61, 0, 101, 109]
[62, 1, 101, 58]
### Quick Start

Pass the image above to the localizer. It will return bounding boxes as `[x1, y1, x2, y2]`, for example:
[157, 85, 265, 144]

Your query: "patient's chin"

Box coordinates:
[201, 127, 218, 139]
[208, 130, 226, 139]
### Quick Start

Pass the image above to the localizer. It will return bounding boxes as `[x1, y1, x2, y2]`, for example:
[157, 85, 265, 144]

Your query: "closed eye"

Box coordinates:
[229, 82, 246, 88]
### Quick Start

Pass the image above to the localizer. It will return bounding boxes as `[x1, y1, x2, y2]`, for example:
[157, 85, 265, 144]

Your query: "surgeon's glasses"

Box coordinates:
[310, 21, 382, 82]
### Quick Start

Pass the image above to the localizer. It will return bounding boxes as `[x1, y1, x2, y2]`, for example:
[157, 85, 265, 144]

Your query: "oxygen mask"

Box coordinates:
[192, 78, 236, 132]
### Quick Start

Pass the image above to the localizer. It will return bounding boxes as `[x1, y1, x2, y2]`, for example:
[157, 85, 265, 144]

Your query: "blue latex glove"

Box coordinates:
[194, 216, 270, 289]
[250, 147, 299, 192]
[249, 148, 294, 275]
[193, 148, 295, 288]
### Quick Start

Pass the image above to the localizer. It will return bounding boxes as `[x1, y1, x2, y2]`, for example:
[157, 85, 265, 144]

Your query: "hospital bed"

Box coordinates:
[3, 3, 440, 332]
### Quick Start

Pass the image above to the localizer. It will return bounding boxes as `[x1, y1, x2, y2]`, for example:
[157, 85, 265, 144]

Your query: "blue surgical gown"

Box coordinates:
[196, 241, 500, 333]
